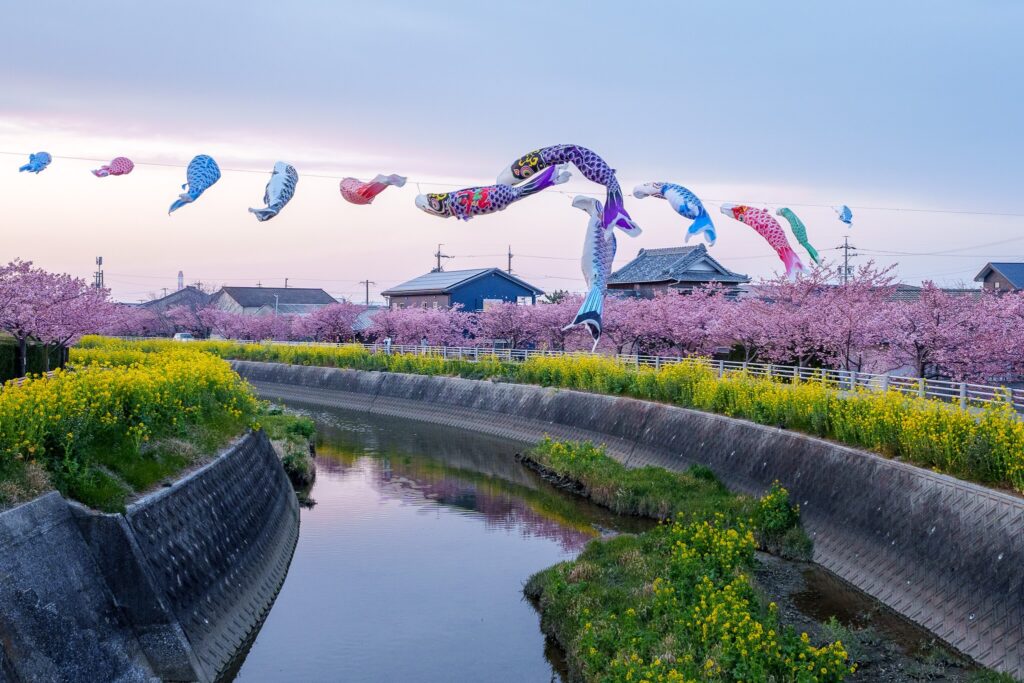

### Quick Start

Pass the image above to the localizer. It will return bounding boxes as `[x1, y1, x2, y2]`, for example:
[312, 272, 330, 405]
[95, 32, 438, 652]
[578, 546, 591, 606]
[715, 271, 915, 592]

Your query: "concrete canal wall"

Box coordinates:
[233, 360, 1024, 678]
[0, 429, 299, 683]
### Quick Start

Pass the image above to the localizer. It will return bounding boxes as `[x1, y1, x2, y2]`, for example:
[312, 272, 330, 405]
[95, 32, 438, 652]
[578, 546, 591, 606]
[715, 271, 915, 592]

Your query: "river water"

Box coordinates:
[232, 408, 648, 683]
[232, 406, 983, 683]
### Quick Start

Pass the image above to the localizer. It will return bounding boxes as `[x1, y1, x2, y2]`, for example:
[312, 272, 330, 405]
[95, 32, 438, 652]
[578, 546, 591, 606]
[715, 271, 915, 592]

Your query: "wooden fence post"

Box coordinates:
[959, 383, 968, 410]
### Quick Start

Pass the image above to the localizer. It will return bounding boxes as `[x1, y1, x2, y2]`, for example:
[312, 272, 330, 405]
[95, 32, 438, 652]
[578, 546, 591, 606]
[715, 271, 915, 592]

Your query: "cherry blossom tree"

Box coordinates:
[0, 260, 104, 376]
[883, 282, 974, 379]
[36, 286, 119, 369]
[165, 304, 211, 337]
[302, 302, 365, 343]
[814, 262, 896, 373]
[103, 305, 169, 337]
[367, 305, 476, 345]
[475, 303, 541, 349]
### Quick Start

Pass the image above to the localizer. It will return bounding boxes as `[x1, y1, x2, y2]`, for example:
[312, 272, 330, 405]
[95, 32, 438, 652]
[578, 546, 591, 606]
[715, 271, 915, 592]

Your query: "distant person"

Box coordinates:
[421, 335, 428, 349]
[383, 336, 392, 355]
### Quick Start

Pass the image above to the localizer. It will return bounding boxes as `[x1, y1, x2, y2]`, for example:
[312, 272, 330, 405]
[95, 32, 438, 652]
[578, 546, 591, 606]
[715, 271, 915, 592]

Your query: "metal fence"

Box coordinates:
[218, 338, 1024, 413]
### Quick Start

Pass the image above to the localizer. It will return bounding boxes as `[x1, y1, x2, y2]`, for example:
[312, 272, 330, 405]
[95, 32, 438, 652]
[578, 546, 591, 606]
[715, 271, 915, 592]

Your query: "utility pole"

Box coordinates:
[432, 243, 452, 272]
[93, 256, 104, 289]
[359, 280, 375, 307]
[837, 235, 857, 284]
[507, 244, 514, 274]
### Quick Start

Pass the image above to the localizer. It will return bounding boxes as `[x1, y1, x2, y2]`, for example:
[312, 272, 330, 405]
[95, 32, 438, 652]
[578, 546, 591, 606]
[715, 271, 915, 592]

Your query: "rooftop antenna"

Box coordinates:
[507, 244, 514, 274]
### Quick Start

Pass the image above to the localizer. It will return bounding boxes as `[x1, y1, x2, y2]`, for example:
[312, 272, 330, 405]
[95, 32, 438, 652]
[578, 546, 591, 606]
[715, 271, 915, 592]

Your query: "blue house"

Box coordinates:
[381, 268, 543, 311]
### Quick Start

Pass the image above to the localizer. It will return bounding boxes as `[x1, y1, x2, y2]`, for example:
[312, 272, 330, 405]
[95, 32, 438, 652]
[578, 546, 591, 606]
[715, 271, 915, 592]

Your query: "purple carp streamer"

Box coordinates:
[497, 144, 641, 236]
[415, 164, 570, 220]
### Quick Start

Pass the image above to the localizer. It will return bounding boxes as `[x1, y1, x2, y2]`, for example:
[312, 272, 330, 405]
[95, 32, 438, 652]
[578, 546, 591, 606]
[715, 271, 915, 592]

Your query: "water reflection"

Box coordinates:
[233, 407, 646, 683]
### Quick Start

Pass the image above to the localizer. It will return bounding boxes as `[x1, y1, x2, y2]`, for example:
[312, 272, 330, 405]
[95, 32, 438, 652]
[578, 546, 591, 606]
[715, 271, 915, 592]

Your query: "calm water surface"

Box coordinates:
[233, 408, 647, 683]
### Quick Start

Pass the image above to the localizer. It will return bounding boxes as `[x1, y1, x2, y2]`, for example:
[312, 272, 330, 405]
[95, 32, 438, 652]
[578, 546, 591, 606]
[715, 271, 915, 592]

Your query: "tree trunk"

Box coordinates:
[17, 337, 27, 378]
[43, 345, 51, 372]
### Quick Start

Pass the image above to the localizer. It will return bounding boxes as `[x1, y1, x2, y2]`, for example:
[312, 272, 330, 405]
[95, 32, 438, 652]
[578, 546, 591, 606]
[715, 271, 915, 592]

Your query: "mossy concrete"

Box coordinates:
[0, 429, 298, 682]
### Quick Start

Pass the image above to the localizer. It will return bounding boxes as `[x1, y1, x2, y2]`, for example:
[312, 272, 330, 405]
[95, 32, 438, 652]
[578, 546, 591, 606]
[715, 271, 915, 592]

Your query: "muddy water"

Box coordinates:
[233, 405, 982, 682]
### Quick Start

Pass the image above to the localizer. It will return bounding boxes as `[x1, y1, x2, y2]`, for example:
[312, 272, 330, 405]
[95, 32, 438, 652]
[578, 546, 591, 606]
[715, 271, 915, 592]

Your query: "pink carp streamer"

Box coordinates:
[339, 173, 406, 205]
[91, 157, 134, 177]
[720, 204, 806, 279]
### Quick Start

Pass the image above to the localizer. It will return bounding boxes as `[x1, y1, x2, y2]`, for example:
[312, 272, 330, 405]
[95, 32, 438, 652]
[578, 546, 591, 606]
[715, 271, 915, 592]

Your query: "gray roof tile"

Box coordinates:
[382, 268, 543, 296]
[608, 244, 749, 285]
[218, 287, 337, 308]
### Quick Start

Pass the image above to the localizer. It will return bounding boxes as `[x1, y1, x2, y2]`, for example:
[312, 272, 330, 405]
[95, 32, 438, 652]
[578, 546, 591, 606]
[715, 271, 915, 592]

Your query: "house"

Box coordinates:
[607, 244, 749, 298]
[974, 263, 1024, 292]
[890, 284, 981, 302]
[139, 286, 211, 313]
[208, 286, 337, 316]
[381, 268, 543, 311]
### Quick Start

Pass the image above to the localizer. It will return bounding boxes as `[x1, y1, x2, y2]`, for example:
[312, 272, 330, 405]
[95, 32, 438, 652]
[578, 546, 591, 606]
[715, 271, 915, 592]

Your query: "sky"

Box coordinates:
[3, 1, 1023, 303]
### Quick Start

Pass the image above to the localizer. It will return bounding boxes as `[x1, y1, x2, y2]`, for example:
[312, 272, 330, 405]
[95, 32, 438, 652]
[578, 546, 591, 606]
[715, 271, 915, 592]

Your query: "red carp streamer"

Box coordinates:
[339, 173, 406, 205]
[91, 157, 134, 177]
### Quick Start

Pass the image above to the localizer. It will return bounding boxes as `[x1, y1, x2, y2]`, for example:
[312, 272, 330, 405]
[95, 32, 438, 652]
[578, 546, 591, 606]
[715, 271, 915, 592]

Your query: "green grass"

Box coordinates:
[523, 439, 844, 682]
[51, 412, 250, 512]
[526, 517, 852, 682]
[259, 407, 317, 488]
[528, 437, 811, 559]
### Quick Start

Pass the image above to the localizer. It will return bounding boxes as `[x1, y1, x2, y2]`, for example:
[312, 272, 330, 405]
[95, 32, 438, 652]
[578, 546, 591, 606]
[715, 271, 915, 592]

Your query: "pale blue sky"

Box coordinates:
[3, 1, 1022, 301]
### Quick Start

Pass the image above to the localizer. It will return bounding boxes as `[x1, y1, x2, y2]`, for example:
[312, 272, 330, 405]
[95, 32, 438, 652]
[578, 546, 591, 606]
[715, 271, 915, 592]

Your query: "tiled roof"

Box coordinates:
[140, 286, 211, 311]
[253, 303, 330, 316]
[890, 284, 981, 302]
[381, 268, 543, 296]
[218, 287, 337, 308]
[608, 244, 749, 285]
[975, 262, 1024, 288]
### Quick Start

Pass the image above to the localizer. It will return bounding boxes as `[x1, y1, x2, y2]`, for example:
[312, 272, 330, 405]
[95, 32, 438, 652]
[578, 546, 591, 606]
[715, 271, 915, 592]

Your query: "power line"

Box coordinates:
[432, 243, 452, 272]
[3, 150, 1023, 218]
[358, 279, 375, 307]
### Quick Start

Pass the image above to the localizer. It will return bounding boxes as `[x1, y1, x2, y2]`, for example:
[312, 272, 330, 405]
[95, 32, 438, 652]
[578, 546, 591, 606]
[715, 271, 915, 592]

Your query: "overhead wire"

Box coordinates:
[3, 150, 1022, 218]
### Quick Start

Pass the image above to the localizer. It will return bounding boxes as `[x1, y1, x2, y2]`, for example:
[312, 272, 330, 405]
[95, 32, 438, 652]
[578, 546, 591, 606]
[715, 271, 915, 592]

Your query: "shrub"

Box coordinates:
[2, 343, 259, 510]
[528, 516, 853, 683]
[75, 337, 1024, 495]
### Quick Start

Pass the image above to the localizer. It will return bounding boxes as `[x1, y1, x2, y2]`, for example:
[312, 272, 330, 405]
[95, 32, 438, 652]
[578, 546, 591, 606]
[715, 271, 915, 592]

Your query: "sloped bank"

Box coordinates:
[232, 359, 1024, 679]
[0, 430, 299, 683]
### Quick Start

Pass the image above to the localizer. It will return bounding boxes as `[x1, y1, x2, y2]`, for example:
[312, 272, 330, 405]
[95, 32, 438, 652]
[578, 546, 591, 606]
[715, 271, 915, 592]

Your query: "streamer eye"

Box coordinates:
[511, 152, 541, 180]
[428, 193, 447, 212]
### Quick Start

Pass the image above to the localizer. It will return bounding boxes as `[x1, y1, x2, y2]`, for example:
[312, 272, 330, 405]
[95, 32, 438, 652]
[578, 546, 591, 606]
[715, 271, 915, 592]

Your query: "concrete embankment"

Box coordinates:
[0, 429, 299, 683]
[233, 360, 1024, 678]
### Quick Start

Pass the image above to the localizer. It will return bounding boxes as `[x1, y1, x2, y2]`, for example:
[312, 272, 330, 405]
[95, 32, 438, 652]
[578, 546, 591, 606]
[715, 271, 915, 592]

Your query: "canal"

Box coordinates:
[232, 408, 647, 682]
[232, 405, 988, 683]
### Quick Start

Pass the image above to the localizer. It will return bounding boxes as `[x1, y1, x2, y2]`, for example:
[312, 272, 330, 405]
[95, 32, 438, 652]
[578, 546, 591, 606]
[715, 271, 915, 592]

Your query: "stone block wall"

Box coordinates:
[0, 430, 298, 682]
